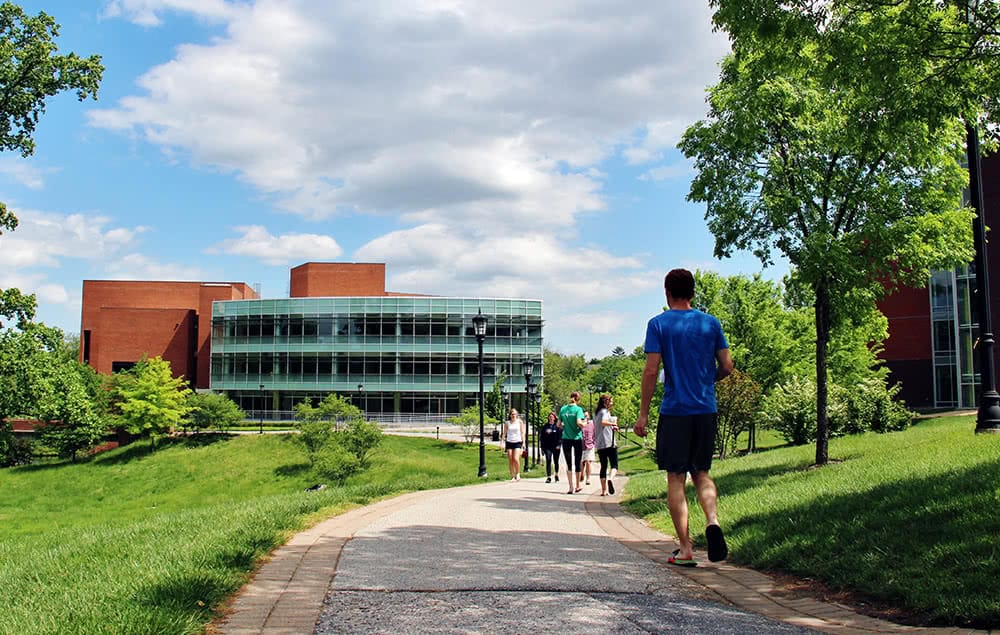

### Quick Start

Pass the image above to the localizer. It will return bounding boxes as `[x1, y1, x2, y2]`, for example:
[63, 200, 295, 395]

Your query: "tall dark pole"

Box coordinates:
[473, 310, 488, 477]
[968, 124, 1000, 433]
[258, 383, 265, 434]
[523, 383, 531, 472]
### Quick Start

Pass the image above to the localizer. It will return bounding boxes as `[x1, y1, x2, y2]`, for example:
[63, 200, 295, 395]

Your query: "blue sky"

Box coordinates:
[0, 0, 782, 359]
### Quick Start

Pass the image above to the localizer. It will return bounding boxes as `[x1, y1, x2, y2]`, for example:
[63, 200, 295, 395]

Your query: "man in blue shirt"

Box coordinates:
[635, 269, 734, 566]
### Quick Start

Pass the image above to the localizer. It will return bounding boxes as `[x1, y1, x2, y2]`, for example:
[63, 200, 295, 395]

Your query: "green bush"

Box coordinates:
[761, 376, 913, 445]
[186, 392, 245, 433]
[715, 369, 762, 458]
[447, 406, 499, 444]
[843, 378, 914, 433]
[339, 419, 382, 467]
[0, 425, 33, 467]
[313, 443, 361, 481]
[760, 376, 816, 445]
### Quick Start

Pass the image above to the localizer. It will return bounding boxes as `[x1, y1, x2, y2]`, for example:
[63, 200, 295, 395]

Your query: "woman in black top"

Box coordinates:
[540, 411, 562, 483]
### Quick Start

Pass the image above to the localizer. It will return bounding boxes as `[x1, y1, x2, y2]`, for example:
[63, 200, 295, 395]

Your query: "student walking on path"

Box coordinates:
[557, 392, 586, 494]
[540, 411, 562, 483]
[503, 408, 527, 481]
[593, 394, 619, 496]
[580, 411, 595, 485]
[635, 268, 734, 567]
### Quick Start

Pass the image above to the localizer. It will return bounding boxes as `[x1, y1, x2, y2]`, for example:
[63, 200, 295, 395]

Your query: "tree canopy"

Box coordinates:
[0, 2, 103, 234]
[681, 0, 990, 463]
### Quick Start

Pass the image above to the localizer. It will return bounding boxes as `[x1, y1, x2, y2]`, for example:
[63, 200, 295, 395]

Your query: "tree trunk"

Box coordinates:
[814, 281, 830, 465]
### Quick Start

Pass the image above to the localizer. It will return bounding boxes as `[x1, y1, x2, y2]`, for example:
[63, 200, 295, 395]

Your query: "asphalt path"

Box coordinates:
[315, 477, 815, 634]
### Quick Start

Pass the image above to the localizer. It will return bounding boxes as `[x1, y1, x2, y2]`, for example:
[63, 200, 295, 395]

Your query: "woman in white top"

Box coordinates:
[503, 407, 527, 481]
[593, 394, 620, 496]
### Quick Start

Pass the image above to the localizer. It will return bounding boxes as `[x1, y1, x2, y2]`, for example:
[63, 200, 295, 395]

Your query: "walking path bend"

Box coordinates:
[215, 476, 987, 635]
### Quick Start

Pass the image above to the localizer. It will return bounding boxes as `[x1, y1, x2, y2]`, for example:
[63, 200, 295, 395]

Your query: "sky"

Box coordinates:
[0, 0, 783, 359]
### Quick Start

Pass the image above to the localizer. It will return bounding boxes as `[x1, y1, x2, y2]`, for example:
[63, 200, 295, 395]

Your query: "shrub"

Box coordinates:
[0, 424, 33, 467]
[339, 419, 382, 467]
[313, 443, 361, 481]
[186, 392, 245, 433]
[715, 369, 762, 458]
[760, 376, 816, 445]
[843, 378, 914, 433]
[294, 416, 334, 466]
[447, 406, 499, 444]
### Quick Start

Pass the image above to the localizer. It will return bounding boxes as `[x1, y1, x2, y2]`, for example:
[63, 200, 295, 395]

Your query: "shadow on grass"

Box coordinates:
[712, 461, 815, 498]
[729, 459, 1000, 628]
[274, 462, 311, 478]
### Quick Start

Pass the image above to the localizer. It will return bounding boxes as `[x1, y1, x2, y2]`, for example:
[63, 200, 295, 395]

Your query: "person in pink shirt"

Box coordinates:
[580, 411, 596, 486]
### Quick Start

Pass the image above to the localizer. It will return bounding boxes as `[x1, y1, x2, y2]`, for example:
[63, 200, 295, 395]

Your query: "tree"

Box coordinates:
[681, 1, 981, 464]
[0, 2, 103, 234]
[185, 392, 245, 433]
[486, 373, 508, 422]
[115, 357, 192, 448]
[34, 363, 106, 461]
[715, 369, 763, 458]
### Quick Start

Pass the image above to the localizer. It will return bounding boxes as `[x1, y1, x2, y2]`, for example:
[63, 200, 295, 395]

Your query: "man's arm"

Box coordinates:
[715, 348, 734, 382]
[634, 353, 661, 437]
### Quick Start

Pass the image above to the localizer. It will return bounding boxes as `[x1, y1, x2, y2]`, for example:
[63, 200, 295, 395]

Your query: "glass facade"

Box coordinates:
[929, 266, 979, 408]
[209, 297, 543, 417]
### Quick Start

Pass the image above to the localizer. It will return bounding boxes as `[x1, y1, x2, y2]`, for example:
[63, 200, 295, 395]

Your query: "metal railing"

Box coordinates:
[243, 410, 460, 428]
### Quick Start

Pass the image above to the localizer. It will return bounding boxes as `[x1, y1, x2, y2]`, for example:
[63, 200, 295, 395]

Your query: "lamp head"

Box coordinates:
[472, 309, 487, 337]
[522, 358, 535, 379]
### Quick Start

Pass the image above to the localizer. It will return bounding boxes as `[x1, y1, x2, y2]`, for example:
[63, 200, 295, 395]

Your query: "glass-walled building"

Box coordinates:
[929, 266, 979, 408]
[210, 296, 544, 418]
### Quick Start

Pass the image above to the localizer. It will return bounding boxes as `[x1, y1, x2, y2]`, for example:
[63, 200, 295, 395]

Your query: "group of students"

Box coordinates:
[501, 390, 620, 496]
[503, 267, 734, 567]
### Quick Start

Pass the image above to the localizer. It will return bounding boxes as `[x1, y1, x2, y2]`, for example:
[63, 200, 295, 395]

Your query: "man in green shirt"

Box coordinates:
[558, 391, 586, 494]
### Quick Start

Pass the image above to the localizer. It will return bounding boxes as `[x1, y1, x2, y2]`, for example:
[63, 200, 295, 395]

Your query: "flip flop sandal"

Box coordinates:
[607, 479, 615, 495]
[706, 524, 728, 562]
[667, 549, 697, 567]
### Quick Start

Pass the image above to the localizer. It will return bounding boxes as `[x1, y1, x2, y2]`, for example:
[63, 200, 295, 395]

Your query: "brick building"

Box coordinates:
[878, 154, 1000, 409]
[80, 263, 544, 418]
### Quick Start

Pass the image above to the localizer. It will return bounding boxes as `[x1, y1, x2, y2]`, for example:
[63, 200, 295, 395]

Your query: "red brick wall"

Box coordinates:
[879, 285, 932, 361]
[80, 280, 255, 388]
[289, 263, 387, 297]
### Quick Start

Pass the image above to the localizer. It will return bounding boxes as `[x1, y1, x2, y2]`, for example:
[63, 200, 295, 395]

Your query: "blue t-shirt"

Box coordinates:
[644, 309, 728, 415]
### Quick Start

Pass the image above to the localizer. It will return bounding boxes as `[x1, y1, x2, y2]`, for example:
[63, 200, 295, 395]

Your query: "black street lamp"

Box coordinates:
[358, 383, 365, 418]
[473, 309, 489, 477]
[533, 388, 542, 466]
[258, 383, 265, 434]
[522, 359, 534, 472]
[968, 124, 1000, 433]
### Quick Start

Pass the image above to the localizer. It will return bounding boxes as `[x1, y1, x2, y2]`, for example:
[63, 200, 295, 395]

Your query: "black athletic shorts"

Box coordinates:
[655, 413, 718, 474]
[505, 441, 523, 450]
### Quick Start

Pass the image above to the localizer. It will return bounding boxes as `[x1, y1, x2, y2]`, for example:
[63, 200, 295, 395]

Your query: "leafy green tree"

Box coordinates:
[115, 357, 192, 448]
[186, 392, 245, 433]
[486, 373, 508, 421]
[293, 401, 333, 464]
[681, 1, 980, 464]
[34, 362, 106, 461]
[715, 369, 762, 459]
[542, 349, 588, 410]
[0, 2, 103, 234]
[339, 419, 383, 467]
[316, 393, 364, 430]
[447, 406, 499, 444]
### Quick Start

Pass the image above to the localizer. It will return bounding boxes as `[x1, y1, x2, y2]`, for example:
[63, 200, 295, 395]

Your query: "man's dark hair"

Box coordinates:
[664, 268, 695, 300]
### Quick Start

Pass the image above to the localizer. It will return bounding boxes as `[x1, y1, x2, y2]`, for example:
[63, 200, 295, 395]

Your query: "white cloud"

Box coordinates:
[562, 311, 627, 336]
[0, 272, 72, 307]
[639, 161, 693, 182]
[90, 1, 728, 227]
[102, 253, 204, 281]
[623, 121, 685, 166]
[209, 225, 343, 265]
[0, 157, 53, 189]
[0, 208, 145, 269]
[101, 0, 243, 26]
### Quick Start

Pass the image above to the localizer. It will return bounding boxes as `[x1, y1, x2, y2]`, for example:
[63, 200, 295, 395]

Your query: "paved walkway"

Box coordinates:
[215, 476, 987, 635]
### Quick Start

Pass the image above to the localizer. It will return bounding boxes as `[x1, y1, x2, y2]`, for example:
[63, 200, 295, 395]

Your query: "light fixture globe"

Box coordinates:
[472, 309, 487, 338]
[522, 358, 534, 380]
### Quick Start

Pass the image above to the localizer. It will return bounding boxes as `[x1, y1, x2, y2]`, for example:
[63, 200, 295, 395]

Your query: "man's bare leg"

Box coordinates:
[691, 471, 719, 526]
[666, 472, 692, 559]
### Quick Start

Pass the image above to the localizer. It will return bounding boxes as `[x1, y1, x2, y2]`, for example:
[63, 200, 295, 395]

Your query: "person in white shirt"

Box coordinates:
[503, 408, 527, 481]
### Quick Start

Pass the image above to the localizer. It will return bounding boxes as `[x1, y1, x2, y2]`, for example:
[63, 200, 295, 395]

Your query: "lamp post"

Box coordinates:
[522, 359, 534, 472]
[533, 388, 542, 467]
[258, 383, 265, 434]
[473, 309, 488, 477]
[358, 383, 365, 418]
[968, 124, 1000, 433]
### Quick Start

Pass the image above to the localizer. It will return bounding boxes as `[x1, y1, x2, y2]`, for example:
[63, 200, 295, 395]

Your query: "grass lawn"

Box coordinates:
[620, 415, 1000, 628]
[0, 433, 512, 635]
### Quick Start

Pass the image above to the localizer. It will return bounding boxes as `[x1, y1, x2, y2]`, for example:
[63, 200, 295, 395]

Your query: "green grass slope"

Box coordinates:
[0, 434, 511, 635]
[621, 415, 1000, 628]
